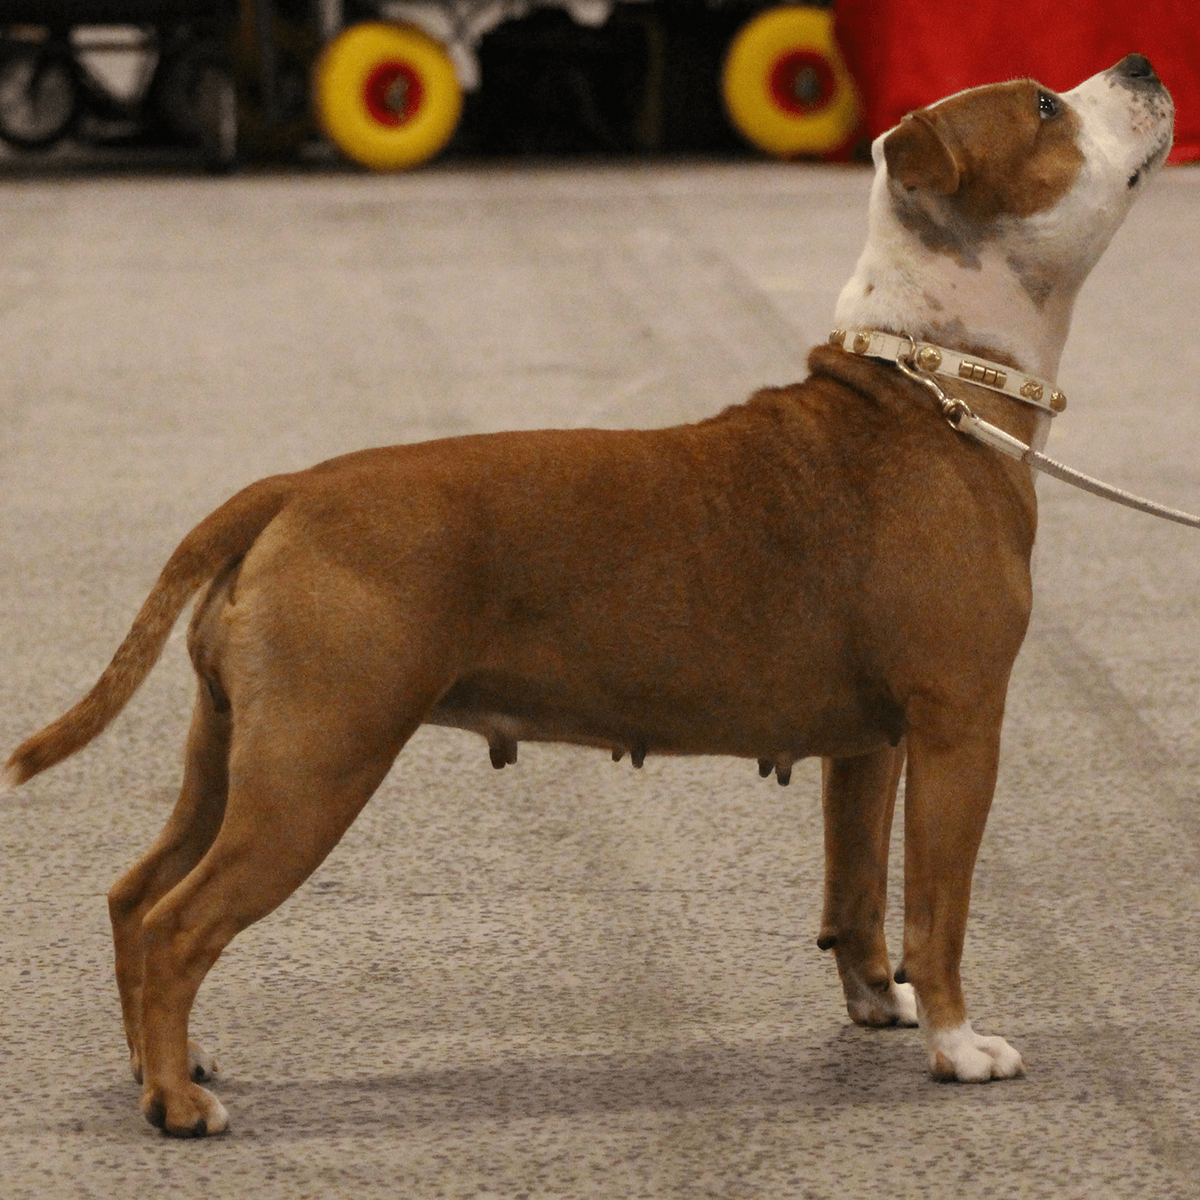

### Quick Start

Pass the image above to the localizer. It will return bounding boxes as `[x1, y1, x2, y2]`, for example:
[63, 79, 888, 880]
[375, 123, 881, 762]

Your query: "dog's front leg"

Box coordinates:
[818, 744, 917, 1027]
[900, 710, 1024, 1081]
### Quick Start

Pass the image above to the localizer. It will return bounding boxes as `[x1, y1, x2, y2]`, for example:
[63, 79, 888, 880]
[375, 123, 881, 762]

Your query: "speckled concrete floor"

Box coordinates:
[1, 159, 1198, 1199]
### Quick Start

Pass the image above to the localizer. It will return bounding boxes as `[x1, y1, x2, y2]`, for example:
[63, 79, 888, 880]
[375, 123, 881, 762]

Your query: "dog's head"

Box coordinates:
[836, 56, 1174, 375]
[883, 55, 1174, 280]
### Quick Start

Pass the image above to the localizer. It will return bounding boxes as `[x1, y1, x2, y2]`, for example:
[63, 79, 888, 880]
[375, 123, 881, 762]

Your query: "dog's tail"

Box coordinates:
[2, 475, 294, 792]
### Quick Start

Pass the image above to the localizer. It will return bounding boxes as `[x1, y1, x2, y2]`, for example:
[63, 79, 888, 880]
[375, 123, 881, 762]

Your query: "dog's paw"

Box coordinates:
[129, 1040, 218, 1085]
[840, 963, 920, 1028]
[142, 1081, 230, 1138]
[926, 1023, 1025, 1082]
[892, 981, 918, 1026]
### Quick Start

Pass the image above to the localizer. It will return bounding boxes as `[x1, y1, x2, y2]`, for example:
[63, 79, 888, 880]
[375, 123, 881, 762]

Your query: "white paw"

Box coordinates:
[927, 1022, 1025, 1082]
[842, 967, 920, 1028]
[892, 981, 918, 1026]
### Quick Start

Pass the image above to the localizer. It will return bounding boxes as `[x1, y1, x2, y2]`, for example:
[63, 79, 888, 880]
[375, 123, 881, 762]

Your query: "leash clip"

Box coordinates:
[894, 334, 973, 428]
[895, 335, 1030, 460]
[840, 326, 1200, 527]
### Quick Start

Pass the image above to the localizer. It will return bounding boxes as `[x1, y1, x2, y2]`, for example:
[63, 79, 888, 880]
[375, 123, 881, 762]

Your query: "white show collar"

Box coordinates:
[829, 327, 1066, 415]
[829, 326, 1061, 454]
[826, 326, 1200, 530]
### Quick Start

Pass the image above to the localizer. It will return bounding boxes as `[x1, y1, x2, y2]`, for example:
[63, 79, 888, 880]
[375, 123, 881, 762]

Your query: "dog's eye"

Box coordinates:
[1038, 91, 1060, 119]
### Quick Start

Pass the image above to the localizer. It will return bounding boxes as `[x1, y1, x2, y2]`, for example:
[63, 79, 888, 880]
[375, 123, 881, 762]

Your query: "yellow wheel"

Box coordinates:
[314, 22, 463, 170]
[722, 7, 860, 158]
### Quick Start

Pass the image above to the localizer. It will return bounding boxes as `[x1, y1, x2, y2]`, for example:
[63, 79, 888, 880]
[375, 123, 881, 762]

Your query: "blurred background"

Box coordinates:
[0, 0, 1195, 175]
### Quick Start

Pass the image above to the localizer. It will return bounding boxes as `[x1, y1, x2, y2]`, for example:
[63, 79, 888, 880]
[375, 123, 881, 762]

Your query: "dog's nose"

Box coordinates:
[1113, 54, 1160, 84]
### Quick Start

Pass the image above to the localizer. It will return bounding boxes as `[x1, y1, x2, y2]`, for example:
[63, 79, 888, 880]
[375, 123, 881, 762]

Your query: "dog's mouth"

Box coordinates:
[1128, 134, 1173, 188]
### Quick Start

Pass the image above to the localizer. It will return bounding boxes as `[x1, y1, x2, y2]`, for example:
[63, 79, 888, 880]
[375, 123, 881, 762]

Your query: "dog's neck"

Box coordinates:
[833, 174, 1082, 383]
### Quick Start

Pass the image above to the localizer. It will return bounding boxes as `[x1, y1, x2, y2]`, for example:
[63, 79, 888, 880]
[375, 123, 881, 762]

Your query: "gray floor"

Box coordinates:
[1, 158, 1199, 1199]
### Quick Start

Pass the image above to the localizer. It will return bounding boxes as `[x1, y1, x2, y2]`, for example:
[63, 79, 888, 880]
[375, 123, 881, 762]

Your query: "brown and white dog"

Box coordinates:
[2, 55, 1174, 1136]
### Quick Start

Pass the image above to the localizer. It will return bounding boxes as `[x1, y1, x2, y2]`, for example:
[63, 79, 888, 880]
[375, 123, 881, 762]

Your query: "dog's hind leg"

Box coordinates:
[899, 709, 1025, 1081]
[134, 678, 430, 1137]
[818, 743, 917, 1027]
[107, 683, 231, 1087]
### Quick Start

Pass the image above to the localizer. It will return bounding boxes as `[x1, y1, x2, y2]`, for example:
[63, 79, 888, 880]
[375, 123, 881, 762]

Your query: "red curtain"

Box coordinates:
[834, 0, 1200, 162]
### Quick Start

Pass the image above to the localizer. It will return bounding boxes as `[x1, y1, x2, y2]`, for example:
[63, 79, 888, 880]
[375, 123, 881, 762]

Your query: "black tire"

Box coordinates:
[0, 43, 78, 150]
[151, 42, 238, 171]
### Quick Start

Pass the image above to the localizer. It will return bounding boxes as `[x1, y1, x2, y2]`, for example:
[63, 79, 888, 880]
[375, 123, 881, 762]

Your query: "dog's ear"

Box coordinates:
[884, 113, 961, 195]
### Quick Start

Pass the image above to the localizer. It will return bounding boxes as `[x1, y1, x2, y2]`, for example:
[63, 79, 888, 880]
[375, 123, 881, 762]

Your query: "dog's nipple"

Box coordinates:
[488, 732, 518, 770]
[759, 756, 793, 785]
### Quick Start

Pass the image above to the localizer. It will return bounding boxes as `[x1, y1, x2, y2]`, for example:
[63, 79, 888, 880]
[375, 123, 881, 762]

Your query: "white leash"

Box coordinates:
[831, 328, 1200, 531]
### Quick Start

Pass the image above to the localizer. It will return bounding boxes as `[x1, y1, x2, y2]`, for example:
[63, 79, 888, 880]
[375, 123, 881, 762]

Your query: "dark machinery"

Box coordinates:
[0, 2, 860, 169]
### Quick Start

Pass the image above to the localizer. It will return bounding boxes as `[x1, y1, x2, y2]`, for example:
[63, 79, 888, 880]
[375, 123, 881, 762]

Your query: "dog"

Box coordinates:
[3, 55, 1173, 1137]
